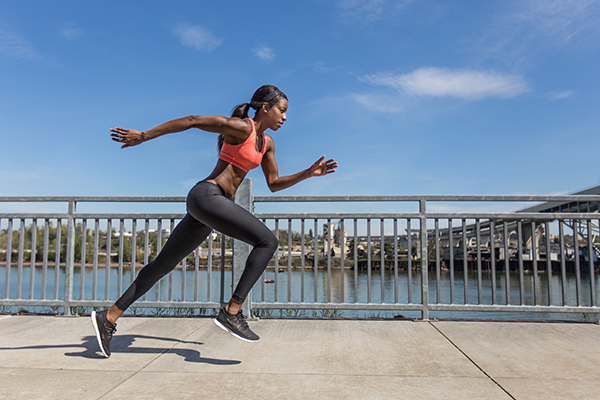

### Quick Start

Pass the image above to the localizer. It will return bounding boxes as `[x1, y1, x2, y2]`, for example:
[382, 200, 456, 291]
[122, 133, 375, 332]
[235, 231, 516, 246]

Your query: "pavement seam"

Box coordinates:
[429, 322, 517, 400]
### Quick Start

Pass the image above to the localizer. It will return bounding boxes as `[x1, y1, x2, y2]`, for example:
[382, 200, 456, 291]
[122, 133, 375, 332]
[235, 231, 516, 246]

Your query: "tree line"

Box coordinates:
[0, 222, 223, 264]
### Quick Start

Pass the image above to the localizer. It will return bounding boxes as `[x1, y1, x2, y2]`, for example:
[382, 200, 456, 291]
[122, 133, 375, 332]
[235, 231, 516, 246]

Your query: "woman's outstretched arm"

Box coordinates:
[110, 115, 252, 149]
[261, 136, 338, 192]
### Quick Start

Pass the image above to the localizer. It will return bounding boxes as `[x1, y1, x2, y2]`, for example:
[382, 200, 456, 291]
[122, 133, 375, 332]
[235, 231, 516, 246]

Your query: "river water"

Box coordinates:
[2, 265, 598, 321]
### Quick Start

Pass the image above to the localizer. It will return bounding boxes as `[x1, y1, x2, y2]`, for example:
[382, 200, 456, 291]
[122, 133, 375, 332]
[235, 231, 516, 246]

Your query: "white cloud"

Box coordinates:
[338, 0, 387, 22]
[310, 62, 342, 73]
[546, 90, 574, 101]
[519, 0, 600, 45]
[479, 0, 600, 65]
[363, 67, 529, 100]
[252, 45, 275, 62]
[173, 24, 223, 52]
[349, 92, 406, 113]
[60, 24, 83, 40]
[0, 30, 39, 60]
[337, 0, 416, 24]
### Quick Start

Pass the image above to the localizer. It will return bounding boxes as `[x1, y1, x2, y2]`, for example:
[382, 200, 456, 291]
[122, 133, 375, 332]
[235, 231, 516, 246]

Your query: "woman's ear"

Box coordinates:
[261, 102, 270, 114]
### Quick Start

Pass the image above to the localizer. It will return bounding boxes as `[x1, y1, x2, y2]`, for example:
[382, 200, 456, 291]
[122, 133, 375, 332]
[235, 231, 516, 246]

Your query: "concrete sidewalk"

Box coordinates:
[0, 314, 598, 400]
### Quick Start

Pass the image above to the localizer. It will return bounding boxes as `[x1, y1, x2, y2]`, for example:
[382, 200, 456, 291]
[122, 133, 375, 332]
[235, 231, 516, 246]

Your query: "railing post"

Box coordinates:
[233, 179, 254, 317]
[420, 199, 429, 320]
[63, 199, 76, 316]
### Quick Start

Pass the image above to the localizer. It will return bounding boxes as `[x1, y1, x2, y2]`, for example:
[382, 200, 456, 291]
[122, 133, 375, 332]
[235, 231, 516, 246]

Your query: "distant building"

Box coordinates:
[323, 221, 347, 254]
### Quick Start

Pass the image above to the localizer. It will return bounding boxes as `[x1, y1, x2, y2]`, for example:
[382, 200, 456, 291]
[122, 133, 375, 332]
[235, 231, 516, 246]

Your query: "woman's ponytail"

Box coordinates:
[231, 103, 251, 119]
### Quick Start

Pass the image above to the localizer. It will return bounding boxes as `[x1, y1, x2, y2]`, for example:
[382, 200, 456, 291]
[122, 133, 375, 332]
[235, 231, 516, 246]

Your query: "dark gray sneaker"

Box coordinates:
[214, 306, 259, 342]
[91, 310, 117, 357]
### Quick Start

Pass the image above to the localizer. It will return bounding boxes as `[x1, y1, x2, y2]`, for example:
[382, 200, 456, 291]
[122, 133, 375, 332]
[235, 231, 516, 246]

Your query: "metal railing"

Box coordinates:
[1, 182, 599, 320]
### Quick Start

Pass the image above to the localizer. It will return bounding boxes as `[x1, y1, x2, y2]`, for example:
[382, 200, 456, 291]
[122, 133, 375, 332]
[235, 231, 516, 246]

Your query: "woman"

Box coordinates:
[91, 85, 337, 357]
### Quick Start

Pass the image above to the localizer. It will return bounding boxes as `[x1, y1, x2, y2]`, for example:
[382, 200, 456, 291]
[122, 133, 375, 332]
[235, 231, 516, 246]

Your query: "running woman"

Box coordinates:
[91, 85, 337, 357]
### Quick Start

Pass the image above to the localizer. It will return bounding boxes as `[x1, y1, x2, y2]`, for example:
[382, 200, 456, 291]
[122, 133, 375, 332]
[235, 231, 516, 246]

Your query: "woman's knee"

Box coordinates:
[258, 231, 278, 254]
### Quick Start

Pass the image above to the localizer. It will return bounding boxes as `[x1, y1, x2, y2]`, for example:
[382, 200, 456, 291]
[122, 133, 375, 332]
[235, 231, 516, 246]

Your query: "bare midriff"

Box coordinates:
[204, 159, 248, 200]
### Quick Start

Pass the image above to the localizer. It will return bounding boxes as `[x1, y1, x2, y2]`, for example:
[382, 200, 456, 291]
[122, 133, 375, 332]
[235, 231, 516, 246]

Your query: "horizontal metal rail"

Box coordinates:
[255, 195, 600, 202]
[0, 196, 187, 202]
[254, 212, 597, 220]
[1, 190, 599, 320]
[2, 194, 599, 202]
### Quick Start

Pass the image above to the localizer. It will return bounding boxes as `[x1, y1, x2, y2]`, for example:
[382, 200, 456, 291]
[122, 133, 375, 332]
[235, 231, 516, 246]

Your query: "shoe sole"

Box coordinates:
[91, 311, 110, 358]
[213, 318, 259, 343]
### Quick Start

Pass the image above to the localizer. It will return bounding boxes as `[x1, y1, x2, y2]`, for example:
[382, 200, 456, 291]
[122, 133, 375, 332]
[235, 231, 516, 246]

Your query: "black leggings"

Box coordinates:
[115, 181, 278, 311]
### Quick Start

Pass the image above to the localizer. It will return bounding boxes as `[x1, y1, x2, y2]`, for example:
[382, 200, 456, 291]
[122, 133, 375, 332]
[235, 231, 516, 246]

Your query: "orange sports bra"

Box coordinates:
[219, 118, 267, 172]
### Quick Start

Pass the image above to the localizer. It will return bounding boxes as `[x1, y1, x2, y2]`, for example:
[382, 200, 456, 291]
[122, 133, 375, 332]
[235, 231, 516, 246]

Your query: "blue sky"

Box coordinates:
[1, 0, 599, 212]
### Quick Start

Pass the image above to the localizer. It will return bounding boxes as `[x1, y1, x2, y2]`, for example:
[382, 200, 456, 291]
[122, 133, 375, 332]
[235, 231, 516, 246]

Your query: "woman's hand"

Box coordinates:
[110, 127, 146, 149]
[309, 156, 338, 177]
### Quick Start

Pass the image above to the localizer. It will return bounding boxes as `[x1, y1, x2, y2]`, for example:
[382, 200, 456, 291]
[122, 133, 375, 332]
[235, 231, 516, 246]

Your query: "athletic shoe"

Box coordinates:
[214, 306, 259, 342]
[91, 310, 117, 358]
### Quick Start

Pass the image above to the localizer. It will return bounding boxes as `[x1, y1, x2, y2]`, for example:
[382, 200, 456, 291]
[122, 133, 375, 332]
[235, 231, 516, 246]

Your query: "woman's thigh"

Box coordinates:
[153, 213, 213, 267]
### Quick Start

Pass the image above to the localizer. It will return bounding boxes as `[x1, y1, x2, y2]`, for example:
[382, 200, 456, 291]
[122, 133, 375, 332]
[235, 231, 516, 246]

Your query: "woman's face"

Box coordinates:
[265, 99, 288, 131]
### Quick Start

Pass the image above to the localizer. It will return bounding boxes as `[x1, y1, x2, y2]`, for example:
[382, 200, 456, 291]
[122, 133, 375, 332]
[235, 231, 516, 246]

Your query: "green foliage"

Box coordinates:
[0, 220, 215, 266]
[0, 221, 66, 263]
[317, 309, 342, 318]
[280, 308, 307, 318]
[70, 306, 91, 316]
[427, 240, 444, 261]
[274, 228, 306, 250]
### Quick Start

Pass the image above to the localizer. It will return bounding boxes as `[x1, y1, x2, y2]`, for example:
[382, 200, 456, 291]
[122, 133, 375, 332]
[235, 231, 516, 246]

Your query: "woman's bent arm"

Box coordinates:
[261, 137, 337, 192]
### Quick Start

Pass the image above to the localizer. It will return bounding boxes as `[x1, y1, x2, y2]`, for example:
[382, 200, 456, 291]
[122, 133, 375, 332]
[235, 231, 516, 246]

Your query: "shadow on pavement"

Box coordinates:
[1, 334, 241, 365]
